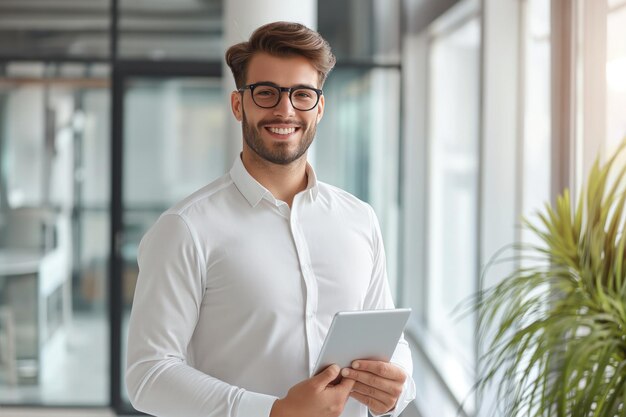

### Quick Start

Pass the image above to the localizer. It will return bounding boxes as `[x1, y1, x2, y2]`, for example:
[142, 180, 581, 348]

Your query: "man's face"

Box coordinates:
[231, 53, 325, 166]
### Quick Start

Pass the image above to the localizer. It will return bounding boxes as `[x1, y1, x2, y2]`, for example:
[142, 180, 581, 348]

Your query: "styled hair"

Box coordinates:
[225, 21, 336, 89]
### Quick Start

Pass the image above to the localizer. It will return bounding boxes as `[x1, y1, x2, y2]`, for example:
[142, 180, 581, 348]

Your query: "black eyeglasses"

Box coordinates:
[238, 82, 323, 111]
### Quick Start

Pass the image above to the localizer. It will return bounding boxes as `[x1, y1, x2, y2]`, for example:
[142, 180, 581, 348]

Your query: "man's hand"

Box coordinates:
[270, 364, 355, 417]
[340, 360, 406, 415]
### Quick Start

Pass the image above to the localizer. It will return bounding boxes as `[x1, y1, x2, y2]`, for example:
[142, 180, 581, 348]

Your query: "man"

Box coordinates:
[125, 21, 415, 417]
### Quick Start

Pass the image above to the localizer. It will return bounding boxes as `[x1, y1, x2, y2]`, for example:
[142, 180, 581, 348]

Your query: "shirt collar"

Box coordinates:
[230, 155, 319, 207]
[304, 163, 319, 201]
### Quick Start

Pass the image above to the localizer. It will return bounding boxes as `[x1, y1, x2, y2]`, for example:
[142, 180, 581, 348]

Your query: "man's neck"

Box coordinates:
[241, 150, 309, 208]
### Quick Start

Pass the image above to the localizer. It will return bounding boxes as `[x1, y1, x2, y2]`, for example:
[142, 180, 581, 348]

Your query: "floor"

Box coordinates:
[0, 407, 117, 417]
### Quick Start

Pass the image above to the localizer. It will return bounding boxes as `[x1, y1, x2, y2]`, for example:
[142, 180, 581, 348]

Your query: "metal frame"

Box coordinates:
[109, 61, 221, 416]
[550, 0, 576, 203]
[108, 0, 223, 412]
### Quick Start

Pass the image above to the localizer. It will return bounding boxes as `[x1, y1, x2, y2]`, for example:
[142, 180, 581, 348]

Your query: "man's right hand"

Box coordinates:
[270, 365, 355, 417]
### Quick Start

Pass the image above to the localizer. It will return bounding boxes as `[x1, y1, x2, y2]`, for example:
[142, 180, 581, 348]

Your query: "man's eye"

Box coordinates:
[295, 91, 313, 98]
[256, 89, 276, 96]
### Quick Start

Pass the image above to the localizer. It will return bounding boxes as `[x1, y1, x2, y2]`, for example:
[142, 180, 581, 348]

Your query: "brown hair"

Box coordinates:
[225, 21, 336, 89]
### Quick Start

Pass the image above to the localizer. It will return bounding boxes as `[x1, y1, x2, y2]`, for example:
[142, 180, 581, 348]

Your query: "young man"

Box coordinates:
[125, 22, 415, 417]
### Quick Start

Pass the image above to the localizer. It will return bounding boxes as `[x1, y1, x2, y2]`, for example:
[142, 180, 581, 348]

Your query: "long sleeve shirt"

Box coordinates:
[125, 156, 416, 417]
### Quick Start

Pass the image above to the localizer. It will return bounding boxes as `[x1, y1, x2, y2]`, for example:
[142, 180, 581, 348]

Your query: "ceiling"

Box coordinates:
[0, 0, 400, 64]
[0, 0, 223, 60]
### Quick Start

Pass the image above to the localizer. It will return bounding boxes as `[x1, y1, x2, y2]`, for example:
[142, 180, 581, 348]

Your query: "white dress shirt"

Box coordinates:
[125, 156, 416, 417]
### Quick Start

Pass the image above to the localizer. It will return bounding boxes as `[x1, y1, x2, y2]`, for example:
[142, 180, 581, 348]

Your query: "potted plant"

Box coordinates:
[476, 141, 626, 416]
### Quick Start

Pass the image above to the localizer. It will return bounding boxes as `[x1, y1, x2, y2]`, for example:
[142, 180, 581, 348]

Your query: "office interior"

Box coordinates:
[0, 0, 625, 416]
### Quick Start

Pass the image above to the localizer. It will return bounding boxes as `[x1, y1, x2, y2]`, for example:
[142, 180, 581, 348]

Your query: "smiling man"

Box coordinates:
[125, 22, 415, 417]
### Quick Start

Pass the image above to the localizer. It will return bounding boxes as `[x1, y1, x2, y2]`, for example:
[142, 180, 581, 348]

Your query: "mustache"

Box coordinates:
[259, 118, 305, 128]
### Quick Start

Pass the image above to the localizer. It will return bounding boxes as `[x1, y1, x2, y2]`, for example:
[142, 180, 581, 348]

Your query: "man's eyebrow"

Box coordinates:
[293, 83, 317, 89]
[254, 81, 279, 86]
[255, 81, 318, 89]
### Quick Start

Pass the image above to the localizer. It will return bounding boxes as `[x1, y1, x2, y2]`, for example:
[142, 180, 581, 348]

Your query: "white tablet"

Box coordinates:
[311, 308, 411, 377]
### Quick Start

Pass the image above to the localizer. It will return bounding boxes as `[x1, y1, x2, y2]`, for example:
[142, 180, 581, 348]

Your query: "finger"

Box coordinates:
[314, 364, 340, 388]
[341, 368, 402, 397]
[351, 360, 407, 383]
[332, 372, 356, 395]
[349, 391, 392, 415]
[351, 381, 397, 406]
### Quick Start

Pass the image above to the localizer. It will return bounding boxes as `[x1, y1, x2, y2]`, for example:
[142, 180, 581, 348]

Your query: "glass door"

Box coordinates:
[0, 62, 110, 406]
[111, 69, 225, 413]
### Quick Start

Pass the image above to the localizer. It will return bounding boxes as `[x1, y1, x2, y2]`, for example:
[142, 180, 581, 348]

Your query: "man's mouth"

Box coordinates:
[267, 127, 297, 134]
[264, 125, 301, 137]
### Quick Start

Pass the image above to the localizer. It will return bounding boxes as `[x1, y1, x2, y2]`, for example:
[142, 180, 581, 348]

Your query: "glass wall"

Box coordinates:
[316, 0, 402, 296]
[119, 76, 225, 408]
[0, 62, 110, 405]
[315, 67, 401, 293]
[0, 1, 405, 412]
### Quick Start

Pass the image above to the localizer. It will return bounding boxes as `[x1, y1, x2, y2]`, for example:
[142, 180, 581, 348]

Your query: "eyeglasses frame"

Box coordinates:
[238, 82, 323, 111]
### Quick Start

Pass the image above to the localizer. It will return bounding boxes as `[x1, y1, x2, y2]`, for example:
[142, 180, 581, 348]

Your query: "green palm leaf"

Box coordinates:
[476, 140, 626, 417]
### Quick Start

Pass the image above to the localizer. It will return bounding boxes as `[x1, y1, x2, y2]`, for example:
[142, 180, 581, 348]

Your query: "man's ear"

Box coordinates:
[231, 91, 243, 121]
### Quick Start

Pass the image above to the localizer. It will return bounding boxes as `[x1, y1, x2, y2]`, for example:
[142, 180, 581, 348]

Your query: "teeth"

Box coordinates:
[268, 127, 296, 135]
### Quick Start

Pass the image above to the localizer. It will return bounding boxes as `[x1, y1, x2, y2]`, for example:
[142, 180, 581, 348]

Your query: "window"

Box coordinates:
[606, 0, 626, 153]
[521, 0, 552, 241]
[426, 14, 481, 377]
[400, 2, 483, 414]
[401, 1, 552, 415]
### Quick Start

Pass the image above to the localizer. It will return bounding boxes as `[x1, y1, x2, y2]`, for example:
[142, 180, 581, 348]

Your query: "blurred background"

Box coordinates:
[0, 0, 624, 416]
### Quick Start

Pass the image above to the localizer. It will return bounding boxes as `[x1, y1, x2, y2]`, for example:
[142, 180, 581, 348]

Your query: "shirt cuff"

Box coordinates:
[237, 390, 279, 417]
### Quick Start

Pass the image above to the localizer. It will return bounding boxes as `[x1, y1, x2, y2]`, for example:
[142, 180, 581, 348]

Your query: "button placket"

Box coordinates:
[289, 199, 319, 375]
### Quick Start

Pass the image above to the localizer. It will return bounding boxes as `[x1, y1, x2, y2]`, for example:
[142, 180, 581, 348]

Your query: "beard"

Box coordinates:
[241, 108, 316, 165]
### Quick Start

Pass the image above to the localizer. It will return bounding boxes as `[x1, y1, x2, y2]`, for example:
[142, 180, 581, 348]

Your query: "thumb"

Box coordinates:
[314, 364, 341, 387]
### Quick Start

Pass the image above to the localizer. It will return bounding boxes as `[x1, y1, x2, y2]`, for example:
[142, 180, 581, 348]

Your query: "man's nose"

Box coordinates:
[273, 91, 296, 117]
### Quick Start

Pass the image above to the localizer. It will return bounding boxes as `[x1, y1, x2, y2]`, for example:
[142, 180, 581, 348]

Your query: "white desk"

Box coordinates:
[0, 250, 43, 276]
[0, 248, 70, 383]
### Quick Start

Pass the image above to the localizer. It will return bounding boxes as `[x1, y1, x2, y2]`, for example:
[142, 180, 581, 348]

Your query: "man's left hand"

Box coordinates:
[340, 360, 406, 415]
